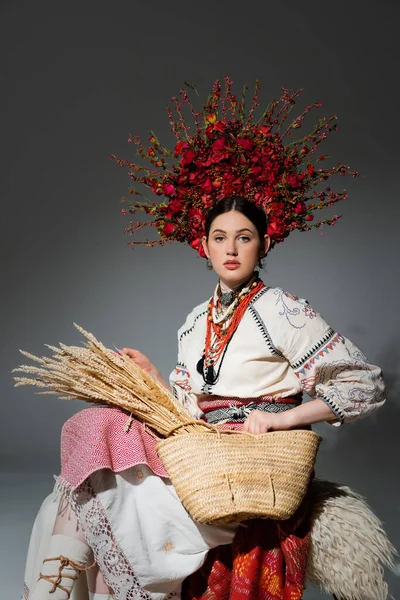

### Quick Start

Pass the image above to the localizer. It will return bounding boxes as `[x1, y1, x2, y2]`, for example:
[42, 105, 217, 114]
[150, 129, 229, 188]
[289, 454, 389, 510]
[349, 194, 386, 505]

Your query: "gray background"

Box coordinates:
[1, 0, 399, 597]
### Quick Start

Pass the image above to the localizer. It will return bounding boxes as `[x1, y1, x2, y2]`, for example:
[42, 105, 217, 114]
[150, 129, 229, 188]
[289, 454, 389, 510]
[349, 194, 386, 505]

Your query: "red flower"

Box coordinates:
[236, 137, 254, 151]
[201, 178, 214, 194]
[259, 125, 272, 137]
[267, 219, 289, 241]
[254, 192, 267, 202]
[250, 166, 262, 177]
[286, 173, 302, 189]
[190, 237, 206, 257]
[162, 183, 176, 196]
[306, 164, 315, 176]
[213, 121, 226, 134]
[205, 120, 227, 138]
[190, 237, 201, 249]
[181, 149, 196, 166]
[188, 208, 204, 229]
[168, 199, 183, 214]
[152, 181, 163, 195]
[210, 137, 230, 163]
[304, 215, 314, 221]
[148, 148, 156, 157]
[174, 141, 188, 156]
[294, 201, 307, 214]
[269, 202, 286, 218]
[162, 222, 175, 235]
[205, 113, 217, 125]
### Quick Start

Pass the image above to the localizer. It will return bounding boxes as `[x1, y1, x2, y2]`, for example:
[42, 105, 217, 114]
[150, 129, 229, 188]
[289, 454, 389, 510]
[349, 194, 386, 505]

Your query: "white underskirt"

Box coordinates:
[23, 466, 237, 600]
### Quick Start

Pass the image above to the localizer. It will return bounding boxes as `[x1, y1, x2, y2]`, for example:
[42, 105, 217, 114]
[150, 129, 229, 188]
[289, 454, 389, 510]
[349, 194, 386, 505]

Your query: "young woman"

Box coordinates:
[23, 196, 386, 600]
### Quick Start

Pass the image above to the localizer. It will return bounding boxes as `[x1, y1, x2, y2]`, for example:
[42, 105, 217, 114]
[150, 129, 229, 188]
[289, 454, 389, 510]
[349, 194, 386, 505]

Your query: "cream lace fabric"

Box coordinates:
[66, 468, 236, 600]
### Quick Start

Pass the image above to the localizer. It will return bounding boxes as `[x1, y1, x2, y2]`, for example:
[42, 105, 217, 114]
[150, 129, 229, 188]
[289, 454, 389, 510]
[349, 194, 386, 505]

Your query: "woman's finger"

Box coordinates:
[121, 348, 138, 359]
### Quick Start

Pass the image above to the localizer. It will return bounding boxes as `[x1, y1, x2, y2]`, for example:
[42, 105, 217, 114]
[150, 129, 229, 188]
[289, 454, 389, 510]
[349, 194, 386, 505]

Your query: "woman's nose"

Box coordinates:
[226, 240, 238, 255]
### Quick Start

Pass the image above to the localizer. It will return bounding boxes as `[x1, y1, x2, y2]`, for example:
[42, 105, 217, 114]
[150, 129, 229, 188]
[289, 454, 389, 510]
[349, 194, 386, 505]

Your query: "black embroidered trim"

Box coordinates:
[179, 308, 208, 342]
[248, 304, 285, 358]
[176, 360, 188, 370]
[205, 402, 298, 424]
[249, 285, 271, 306]
[291, 328, 336, 370]
[319, 394, 345, 424]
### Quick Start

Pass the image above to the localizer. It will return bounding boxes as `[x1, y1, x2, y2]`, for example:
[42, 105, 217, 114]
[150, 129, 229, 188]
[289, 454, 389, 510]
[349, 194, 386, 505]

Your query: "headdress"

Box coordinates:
[110, 78, 358, 257]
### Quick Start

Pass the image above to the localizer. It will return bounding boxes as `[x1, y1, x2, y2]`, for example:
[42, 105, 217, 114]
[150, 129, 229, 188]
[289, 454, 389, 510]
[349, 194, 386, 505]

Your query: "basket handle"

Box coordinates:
[166, 421, 263, 438]
[166, 420, 218, 436]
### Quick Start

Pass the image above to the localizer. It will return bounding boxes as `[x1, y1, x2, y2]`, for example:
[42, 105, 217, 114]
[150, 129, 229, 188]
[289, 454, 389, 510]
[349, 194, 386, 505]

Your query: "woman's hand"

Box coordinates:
[120, 348, 171, 392]
[242, 410, 291, 434]
[120, 348, 157, 376]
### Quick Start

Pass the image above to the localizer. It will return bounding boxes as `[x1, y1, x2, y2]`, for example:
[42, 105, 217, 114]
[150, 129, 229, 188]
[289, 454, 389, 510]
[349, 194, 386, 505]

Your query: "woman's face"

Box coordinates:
[202, 210, 270, 289]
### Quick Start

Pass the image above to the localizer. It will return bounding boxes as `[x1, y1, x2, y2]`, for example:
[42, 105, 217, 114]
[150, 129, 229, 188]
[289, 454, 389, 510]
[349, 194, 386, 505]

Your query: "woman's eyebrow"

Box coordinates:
[211, 228, 253, 234]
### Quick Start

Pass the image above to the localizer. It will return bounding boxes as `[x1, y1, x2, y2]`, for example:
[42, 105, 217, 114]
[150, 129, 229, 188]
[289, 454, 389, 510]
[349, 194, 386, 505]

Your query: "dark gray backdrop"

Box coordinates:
[1, 1, 399, 597]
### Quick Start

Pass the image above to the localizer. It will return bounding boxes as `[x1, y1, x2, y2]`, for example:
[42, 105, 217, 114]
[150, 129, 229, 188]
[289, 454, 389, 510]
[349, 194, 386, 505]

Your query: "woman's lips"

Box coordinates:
[224, 262, 240, 270]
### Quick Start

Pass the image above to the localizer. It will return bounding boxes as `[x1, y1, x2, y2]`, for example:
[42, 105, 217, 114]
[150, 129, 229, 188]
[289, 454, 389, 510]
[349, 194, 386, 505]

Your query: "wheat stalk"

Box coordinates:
[12, 324, 211, 437]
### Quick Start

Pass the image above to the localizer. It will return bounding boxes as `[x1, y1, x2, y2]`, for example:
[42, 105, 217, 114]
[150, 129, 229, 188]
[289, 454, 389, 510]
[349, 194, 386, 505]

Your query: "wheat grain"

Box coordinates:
[12, 324, 202, 437]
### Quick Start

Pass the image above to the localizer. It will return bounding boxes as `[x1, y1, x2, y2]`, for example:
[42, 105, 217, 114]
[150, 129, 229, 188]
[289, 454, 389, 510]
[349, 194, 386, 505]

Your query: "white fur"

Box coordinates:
[306, 480, 396, 600]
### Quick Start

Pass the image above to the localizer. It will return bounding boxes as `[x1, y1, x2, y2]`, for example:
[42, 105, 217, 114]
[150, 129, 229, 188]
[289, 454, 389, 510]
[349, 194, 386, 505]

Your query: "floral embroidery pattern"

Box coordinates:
[273, 289, 306, 329]
[296, 374, 318, 392]
[175, 378, 192, 392]
[163, 541, 174, 553]
[303, 305, 317, 319]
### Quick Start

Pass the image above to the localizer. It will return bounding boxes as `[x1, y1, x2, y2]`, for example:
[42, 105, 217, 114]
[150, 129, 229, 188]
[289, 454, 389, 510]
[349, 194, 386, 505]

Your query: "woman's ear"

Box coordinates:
[201, 236, 210, 258]
[261, 234, 271, 257]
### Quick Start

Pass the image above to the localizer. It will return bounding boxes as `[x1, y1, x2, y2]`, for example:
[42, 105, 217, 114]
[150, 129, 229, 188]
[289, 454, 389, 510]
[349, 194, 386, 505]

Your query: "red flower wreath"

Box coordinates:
[110, 78, 359, 257]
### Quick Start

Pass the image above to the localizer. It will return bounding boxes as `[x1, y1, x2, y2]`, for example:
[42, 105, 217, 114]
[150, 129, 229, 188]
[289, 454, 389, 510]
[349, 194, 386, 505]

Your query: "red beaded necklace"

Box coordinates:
[204, 278, 264, 370]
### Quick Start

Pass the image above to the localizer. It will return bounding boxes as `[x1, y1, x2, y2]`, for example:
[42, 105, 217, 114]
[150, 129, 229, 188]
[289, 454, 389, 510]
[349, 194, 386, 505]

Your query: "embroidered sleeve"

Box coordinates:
[168, 326, 203, 420]
[266, 289, 386, 426]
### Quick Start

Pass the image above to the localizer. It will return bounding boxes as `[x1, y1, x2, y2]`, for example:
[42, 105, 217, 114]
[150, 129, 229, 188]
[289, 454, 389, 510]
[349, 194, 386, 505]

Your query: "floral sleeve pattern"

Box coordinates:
[168, 333, 203, 420]
[267, 289, 386, 425]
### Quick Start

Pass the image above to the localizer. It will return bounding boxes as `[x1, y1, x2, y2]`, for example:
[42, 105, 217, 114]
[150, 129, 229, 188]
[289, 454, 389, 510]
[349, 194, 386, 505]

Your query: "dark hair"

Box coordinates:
[205, 196, 268, 263]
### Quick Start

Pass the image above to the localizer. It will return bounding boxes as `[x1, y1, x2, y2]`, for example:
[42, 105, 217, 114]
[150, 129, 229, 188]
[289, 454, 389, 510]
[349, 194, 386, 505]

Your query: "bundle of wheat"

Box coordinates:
[12, 323, 208, 437]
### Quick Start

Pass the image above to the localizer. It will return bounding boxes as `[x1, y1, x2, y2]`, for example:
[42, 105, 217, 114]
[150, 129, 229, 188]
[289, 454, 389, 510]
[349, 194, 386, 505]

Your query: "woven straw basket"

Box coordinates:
[156, 428, 321, 524]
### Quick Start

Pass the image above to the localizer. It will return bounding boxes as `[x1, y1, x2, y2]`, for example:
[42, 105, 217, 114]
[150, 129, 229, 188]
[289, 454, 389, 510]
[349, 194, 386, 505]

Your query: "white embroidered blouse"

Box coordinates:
[169, 284, 386, 426]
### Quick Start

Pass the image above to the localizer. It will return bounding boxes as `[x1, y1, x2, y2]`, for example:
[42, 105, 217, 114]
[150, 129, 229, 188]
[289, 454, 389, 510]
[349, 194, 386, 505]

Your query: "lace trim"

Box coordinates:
[22, 582, 29, 600]
[62, 479, 179, 600]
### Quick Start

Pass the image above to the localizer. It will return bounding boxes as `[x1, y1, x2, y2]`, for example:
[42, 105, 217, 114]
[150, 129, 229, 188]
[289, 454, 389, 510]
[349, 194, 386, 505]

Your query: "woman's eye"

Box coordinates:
[214, 236, 225, 242]
[239, 236, 251, 242]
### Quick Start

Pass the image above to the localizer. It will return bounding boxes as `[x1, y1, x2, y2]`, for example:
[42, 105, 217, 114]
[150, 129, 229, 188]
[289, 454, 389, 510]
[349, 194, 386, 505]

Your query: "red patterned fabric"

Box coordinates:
[197, 394, 302, 413]
[60, 406, 168, 489]
[182, 511, 310, 600]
